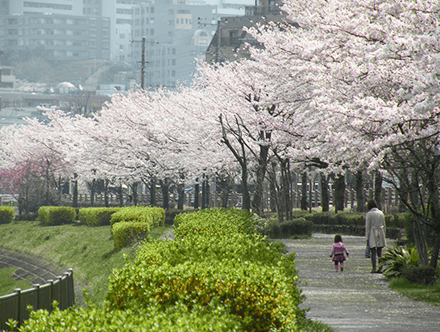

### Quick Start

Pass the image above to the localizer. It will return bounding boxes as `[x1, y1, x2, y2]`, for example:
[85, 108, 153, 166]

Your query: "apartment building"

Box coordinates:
[0, 0, 110, 63]
[130, 0, 216, 88]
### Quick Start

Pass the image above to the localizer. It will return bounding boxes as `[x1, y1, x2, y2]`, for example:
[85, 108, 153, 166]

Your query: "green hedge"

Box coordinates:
[37, 206, 76, 226]
[18, 301, 242, 332]
[0, 206, 15, 224]
[110, 206, 165, 227]
[265, 218, 313, 238]
[173, 207, 257, 238]
[112, 221, 150, 249]
[295, 210, 407, 228]
[107, 259, 298, 331]
[79, 207, 121, 226]
[107, 208, 304, 331]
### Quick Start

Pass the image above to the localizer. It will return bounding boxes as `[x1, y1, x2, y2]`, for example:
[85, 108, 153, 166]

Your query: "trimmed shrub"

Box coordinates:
[18, 301, 242, 332]
[265, 218, 313, 238]
[37, 206, 76, 226]
[0, 206, 15, 224]
[107, 260, 299, 332]
[108, 230, 304, 331]
[401, 265, 439, 285]
[110, 206, 165, 227]
[112, 221, 150, 249]
[173, 207, 257, 238]
[79, 207, 121, 226]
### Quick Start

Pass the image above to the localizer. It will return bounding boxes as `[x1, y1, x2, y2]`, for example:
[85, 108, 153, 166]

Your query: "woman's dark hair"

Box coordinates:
[367, 199, 378, 211]
[334, 234, 343, 243]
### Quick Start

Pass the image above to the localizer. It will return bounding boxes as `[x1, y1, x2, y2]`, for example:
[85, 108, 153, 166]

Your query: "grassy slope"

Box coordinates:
[0, 220, 172, 304]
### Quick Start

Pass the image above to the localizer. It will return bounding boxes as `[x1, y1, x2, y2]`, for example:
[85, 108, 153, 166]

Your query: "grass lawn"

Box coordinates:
[0, 267, 36, 296]
[388, 277, 440, 306]
[0, 220, 173, 305]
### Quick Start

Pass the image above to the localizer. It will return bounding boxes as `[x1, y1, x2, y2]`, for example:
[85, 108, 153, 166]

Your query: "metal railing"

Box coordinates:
[0, 269, 74, 330]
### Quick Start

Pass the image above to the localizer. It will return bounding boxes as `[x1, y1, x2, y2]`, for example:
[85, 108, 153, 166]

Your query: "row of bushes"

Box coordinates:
[34, 205, 166, 249]
[106, 208, 305, 331]
[17, 208, 306, 331]
[0, 206, 15, 224]
[292, 210, 408, 228]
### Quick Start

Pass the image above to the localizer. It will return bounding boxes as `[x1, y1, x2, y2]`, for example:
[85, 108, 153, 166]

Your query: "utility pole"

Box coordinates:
[141, 36, 146, 89]
[132, 37, 158, 89]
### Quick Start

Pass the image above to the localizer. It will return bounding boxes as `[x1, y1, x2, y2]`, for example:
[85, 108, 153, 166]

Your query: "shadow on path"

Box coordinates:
[279, 234, 440, 332]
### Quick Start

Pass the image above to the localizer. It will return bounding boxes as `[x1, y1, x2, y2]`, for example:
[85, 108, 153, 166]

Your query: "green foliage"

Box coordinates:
[401, 265, 439, 285]
[112, 222, 150, 249]
[264, 218, 313, 238]
[37, 206, 76, 226]
[107, 209, 305, 331]
[389, 277, 440, 305]
[110, 206, 165, 227]
[379, 245, 419, 279]
[0, 206, 15, 224]
[173, 207, 257, 238]
[293, 209, 407, 228]
[107, 260, 298, 331]
[18, 300, 242, 332]
[0, 267, 35, 295]
[78, 207, 121, 226]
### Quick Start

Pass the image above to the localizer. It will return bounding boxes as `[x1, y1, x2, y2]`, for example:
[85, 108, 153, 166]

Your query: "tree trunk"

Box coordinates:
[149, 178, 156, 206]
[177, 182, 185, 210]
[334, 174, 345, 213]
[241, 165, 251, 211]
[321, 174, 329, 212]
[355, 171, 364, 212]
[72, 174, 78, 208]
[279, 158, 292, 220]
[252, 133, 270, 216]
[132, 182, 139, 206]
[270, 170, 277, 212]
[58, 176, 62, 205]
[194, 182, 200, 209]
[160, 180, 169, 210]
[373, 171, 383, 210]
[118, 185, 124, 207]
[300, 172, 308, 211]
[90, 178, 95, 207]
[201, 174, 210, 208]
[104, 179, 109, 207]
[427, 174, 440, 269]
[218, 175, 230, 208]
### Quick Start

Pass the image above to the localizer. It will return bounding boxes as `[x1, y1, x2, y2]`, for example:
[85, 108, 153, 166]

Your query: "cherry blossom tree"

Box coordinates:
[248, 0, 440, 267]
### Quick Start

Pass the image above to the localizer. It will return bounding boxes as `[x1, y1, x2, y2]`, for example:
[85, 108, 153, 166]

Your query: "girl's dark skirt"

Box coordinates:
[332, 254, 346, 262]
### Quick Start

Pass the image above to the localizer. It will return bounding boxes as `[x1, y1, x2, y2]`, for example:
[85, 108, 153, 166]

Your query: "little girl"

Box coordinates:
[330, 234, 350, 272]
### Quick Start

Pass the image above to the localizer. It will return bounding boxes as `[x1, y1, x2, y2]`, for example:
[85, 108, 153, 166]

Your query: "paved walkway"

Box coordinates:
[280, 234, 440, 332]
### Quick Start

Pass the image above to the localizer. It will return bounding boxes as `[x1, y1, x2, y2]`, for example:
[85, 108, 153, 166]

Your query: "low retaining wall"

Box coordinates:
[312, 225, 402, 239]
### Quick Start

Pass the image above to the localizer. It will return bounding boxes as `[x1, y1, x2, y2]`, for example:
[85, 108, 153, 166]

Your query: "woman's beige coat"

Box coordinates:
[366, 207, 386, 248]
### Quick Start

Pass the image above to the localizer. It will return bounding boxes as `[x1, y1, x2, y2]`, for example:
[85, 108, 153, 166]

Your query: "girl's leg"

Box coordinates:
[340, 261, 344, 272]
[334, 261, 339, 272]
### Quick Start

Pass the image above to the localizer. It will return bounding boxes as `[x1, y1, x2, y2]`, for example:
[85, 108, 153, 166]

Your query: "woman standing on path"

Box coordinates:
[366, 199, 386, 273]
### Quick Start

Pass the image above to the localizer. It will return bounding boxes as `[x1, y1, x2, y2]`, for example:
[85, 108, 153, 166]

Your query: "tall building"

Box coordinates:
[130, 0, 216, 88]
[0, 0, 110, 63]
[205, 0, 288, 63]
